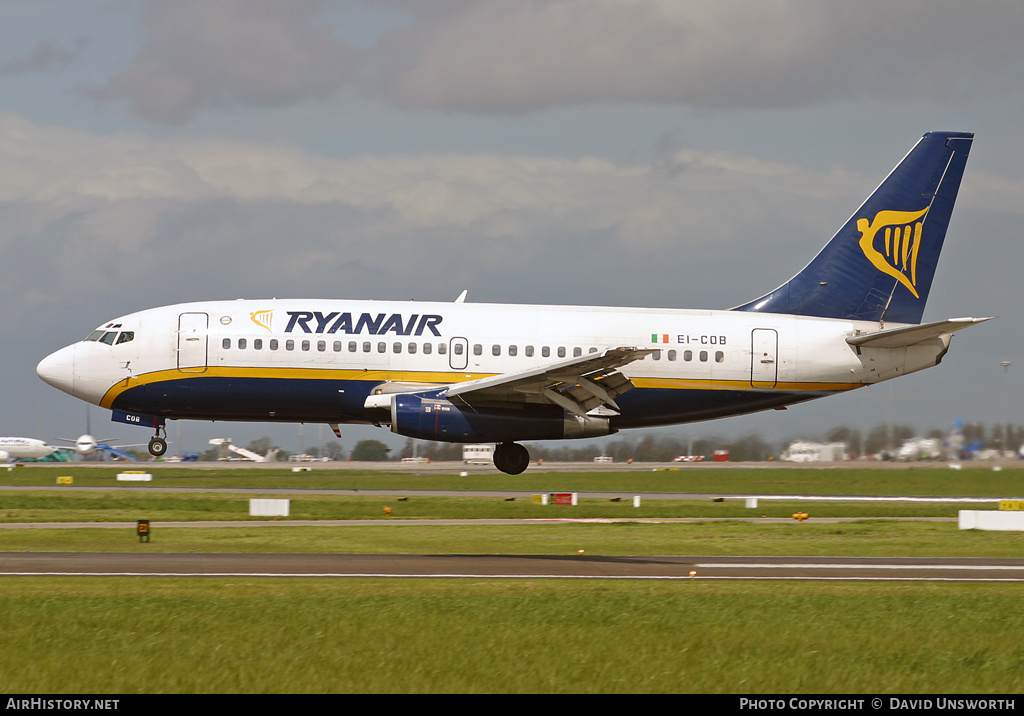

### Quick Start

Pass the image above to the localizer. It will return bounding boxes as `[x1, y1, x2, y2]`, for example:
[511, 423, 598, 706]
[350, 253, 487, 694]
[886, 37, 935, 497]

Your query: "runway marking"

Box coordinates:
[741, 495, 1000, 503]
[696, 562, 1024, 571]
[6, 571, 1024, 582]
[2, 571, 700, 580]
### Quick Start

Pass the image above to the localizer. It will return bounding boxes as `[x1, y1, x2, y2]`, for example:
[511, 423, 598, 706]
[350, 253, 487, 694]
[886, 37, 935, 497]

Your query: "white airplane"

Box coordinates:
[52, 434, 142, 461]
[0, 437, 59, 462]
[36, 131, 989, 474]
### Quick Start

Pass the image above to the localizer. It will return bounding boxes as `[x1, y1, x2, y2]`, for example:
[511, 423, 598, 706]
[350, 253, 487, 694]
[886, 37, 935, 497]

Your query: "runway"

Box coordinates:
[4, 552, 1024, 582]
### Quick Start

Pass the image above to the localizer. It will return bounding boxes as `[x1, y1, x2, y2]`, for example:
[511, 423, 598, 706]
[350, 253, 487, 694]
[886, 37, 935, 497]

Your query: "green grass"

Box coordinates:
[3, 520, 1023, 558]
[4, 464, 1023, 693]
[8, 463, 1024, 496]
[0, 490, 981, 523]
[1, 578, 1022, 693]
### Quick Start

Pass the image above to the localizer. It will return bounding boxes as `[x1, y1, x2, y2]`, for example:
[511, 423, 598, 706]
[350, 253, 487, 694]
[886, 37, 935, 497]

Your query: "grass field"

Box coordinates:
[7, 462, 1024, 496]
[2, 578, 1023, 693]
[0, 489, 986, 522]
[3, 520, 1024, 558]
[3, 464, 1023, 693]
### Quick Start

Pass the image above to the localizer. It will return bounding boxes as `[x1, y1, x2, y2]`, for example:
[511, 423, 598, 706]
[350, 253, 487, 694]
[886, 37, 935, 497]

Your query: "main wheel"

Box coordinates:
[493, 442, 530, 475]
[148, 437, 167, 457]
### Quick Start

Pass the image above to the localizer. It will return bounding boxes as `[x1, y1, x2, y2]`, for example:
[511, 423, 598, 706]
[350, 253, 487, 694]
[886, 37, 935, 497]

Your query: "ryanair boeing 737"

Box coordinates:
[36, 132, 988, 474]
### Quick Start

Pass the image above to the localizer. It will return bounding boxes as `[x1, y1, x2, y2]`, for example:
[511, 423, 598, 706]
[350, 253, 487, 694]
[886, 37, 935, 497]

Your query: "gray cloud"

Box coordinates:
[0, 38, 87, 77]
[382, 0, 1024, 112]
[90, 0, 356, 124]
[5, 113, 1018, 323]
[90, 0, 1024, 124]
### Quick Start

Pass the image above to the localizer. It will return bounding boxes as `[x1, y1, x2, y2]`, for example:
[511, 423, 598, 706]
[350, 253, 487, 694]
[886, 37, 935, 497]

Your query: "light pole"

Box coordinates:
[1001, 361, 1013, 455]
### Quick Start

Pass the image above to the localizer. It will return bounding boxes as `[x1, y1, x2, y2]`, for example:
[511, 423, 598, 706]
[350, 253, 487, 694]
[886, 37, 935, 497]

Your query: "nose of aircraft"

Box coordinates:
[36, 344, 76, 396]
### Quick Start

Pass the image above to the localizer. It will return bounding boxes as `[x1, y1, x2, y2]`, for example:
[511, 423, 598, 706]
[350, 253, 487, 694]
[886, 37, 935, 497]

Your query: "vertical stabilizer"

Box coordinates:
[734, 131, 973, 324]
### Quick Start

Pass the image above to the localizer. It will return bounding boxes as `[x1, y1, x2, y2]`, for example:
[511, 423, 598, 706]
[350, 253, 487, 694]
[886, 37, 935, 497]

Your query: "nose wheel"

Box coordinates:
[148, 437, 167, 457]
[148, 425, 168, 457]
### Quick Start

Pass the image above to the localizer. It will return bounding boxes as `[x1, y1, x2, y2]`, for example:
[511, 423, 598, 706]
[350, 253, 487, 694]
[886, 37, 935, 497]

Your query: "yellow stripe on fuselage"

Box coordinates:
[100, 366, 861, 409]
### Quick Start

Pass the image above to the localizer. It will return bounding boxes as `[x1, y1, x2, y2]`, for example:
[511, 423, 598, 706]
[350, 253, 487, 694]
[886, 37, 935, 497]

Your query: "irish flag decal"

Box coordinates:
[651, 334, 670, 343]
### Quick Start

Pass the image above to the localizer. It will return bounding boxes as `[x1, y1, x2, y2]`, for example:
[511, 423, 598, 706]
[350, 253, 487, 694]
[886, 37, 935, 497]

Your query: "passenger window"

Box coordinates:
[254, 339, 263, 350]
[573, 347, 582, 357]
[377, 342, 386, 353]
[438, 343, 447, 355]
[317, 341, 326, 352]
[349, 341, 357, 352]
[301, 340, 310, 351]
[454, 343, 464, 356]
[668, 350, 677, 361]
[394, 342, 402, 354]
[542, 346, 550, 358]
[508, 345, 517, 357]
[362, 342, 371, 352]
[652, 350, 661, 361]
[492, 345, 501, 356]
[589, 347, 597, 353]
[408, 343, 417, 354]
[684, 350, 692, 361]
[525, 346, 534, 357]
[222, 338, 231, 350]
[333, 341, 342, 352]
[473, 344, 482, 356]
[423, 343, 432, 355]
[270, 339, 279, 350]
[557, 347, 566, 358]
[715, 351, 724, 363]
[115, 332, 134, 345]
[700, 351, 708, 362]
[238, 338, 247, 350]
[286, 340, 295, 351]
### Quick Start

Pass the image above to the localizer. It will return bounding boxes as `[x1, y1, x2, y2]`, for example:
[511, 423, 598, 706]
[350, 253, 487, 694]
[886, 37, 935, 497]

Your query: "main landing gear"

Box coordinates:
[493, 442, 530, 475]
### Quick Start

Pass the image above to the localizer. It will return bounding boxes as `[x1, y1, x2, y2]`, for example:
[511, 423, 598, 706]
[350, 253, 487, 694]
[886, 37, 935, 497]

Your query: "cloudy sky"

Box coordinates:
[4, 0, 1024, 457]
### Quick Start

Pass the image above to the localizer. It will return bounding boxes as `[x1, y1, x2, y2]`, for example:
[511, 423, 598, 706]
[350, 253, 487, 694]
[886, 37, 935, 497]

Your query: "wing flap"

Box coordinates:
[445, 346, 654, 415]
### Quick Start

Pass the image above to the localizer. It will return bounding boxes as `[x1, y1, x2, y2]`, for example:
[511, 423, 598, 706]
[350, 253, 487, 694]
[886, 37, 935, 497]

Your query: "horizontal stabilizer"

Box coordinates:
[847, 317, 993, 349]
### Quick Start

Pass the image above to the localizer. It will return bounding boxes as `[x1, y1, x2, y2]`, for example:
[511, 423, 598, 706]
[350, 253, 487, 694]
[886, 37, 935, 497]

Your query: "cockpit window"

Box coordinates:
[85, 330, 105, 342]
[98, 332, 117, 345]
[115, 331, 134, 345]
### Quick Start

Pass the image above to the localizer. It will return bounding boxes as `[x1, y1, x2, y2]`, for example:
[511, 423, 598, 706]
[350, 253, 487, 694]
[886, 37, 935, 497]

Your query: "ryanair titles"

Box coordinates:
[284, 311, 443, 336]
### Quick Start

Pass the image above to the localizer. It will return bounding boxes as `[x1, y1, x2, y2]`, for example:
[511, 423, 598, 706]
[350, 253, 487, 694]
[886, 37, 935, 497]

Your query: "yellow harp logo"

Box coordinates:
[250, 310, 273, 332]
[857, 208, 929, 298]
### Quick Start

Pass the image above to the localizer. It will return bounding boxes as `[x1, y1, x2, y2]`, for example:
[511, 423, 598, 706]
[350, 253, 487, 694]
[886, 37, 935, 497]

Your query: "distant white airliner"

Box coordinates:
[36, 132, 989, 474]
[0, 437, 58, 462]
[52, 434, 142, 461]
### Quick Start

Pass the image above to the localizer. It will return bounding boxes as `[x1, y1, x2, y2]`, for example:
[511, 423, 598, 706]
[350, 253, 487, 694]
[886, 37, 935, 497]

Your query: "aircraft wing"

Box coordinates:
[847, 317, 993, 349]
[443, 346, 656, 417]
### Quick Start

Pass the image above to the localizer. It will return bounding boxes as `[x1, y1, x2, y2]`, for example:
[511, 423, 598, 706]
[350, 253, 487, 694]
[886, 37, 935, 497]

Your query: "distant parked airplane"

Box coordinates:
[53, 434, 141, 462]
[0, 436, 58, 462]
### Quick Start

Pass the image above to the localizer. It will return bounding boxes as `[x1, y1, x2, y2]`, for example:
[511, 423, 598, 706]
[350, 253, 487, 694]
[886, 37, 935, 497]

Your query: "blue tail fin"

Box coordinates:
[734, 131, 973, 324]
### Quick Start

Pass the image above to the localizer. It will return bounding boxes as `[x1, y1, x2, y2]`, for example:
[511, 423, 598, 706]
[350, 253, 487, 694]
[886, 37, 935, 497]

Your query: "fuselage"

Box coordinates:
[36, 298, 952, 438]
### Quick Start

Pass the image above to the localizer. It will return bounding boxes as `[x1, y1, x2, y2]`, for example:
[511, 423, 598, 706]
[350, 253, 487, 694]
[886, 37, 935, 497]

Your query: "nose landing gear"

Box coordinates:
[148, 426, 168, 457]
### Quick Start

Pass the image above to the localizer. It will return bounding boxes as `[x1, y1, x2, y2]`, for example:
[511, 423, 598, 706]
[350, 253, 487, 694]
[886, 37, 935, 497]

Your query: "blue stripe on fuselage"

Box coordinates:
[109, 375, 824, 429]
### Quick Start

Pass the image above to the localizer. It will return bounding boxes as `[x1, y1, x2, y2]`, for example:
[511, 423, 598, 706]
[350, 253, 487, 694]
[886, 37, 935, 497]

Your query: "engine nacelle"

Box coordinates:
[373, 390, 615, 443]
